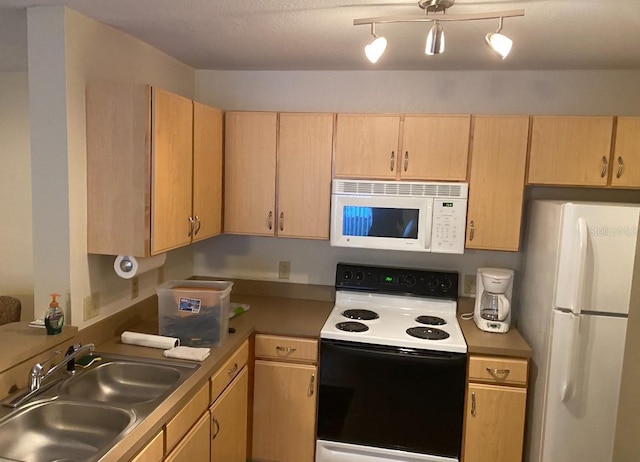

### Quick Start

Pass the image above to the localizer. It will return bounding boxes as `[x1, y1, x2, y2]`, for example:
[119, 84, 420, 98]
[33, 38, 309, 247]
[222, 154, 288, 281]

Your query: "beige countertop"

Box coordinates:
[0, 282, 530, 461]
[458, 297, 532, 359]
[89, 292, 334, 461]
[0, 324, 78, 375]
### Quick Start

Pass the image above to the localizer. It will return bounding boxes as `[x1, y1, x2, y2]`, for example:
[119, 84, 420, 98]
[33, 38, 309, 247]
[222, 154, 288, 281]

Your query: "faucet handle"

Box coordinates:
[29, 350, 61, 391]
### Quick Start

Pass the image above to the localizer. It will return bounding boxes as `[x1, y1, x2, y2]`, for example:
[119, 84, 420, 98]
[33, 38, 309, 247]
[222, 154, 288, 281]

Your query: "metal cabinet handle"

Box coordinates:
[471, 391, 476, 417]
[390, 151, 395, 171]
[211, 416, 220, 440]
[276, 346, 297, 354]
[279, 212, 284, 232]
[194, 215, 201, 236]
[308, 373, 315, 397]
[404, 151, 409, 172]
[617, 156, 625, 179]
[227, 363, 238, 376]
[188, 216, 195, 237]
[267, 211, 273, 230]
[468, 220, 475, 241]
[486, 367, 511, 380]
[601, 155, 608, 178]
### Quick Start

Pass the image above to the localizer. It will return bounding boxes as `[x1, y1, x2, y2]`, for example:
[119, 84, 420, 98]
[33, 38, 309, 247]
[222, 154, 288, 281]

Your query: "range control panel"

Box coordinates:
[335, 263, 458, 300]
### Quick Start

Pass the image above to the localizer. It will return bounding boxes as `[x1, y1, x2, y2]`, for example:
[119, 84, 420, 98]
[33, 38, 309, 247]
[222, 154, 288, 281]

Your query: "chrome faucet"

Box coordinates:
[28, 343, 95, 392]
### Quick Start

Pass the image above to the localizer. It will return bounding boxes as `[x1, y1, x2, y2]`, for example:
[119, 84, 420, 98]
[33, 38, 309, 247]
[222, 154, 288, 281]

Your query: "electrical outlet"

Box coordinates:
[83, 293, 100, 321]
[464, 274, 476, 295]
[131, 276, 139, 299]
[278, 261, 291, 280]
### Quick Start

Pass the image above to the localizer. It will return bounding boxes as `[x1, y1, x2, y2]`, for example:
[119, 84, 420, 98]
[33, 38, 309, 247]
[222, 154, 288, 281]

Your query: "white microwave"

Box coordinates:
[330, 179, 468, 254]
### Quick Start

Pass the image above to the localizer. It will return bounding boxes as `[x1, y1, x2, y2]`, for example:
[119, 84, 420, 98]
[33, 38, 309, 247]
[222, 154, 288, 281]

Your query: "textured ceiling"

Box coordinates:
[1, 0, 640, 71]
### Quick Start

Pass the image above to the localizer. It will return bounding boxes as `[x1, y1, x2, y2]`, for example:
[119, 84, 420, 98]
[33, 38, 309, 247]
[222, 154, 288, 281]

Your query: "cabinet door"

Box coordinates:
[210, 367, 248, 462]
[463, 383, 526, 462]
[278, 113, 334, 239]
[192, 102, 223, 241]
[86, 83, 152, 257]
[527, 116, 613, 186]
[151, 88, 194, 254]
[130, 430, 163, 462]
[165, 413, 210, 462]
[253, 360, 317, 462]
[610, 117, 640, 188]
[401, 115, 471, 180]
[224, 112, 277, 235]
[466, 116, 529, 251]
[335, 114, 400, 179]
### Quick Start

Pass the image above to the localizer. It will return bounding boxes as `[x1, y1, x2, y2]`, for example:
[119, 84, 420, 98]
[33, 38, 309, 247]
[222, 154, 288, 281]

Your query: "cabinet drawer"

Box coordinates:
[468, 356, 528, 386]
[165, 383, 209, 452]
[210, 339, 249, 402]
[255, 334, 318, 363]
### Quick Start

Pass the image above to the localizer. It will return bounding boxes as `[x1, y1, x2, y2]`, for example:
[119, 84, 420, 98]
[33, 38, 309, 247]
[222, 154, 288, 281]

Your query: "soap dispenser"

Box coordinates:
[44, 293, 64, 335]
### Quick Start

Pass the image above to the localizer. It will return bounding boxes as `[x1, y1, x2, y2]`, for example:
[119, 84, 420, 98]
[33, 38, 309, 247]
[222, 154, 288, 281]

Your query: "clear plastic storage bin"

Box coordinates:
[157, 280, 233, 347]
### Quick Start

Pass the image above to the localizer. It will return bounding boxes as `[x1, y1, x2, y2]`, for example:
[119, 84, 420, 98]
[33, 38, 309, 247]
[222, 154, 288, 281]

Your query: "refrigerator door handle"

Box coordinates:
[561, 312, 582, 402]
[573, 217, 588, 315]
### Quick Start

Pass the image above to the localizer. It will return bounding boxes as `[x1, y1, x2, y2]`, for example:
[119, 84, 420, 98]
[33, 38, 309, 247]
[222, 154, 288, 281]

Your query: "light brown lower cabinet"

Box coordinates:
[252, 357, 317, 462]
[210, 366, 249, 461]
[164, 412, 210, 462]
[129, 430, 163, 462]
[462, 356, 528, 462]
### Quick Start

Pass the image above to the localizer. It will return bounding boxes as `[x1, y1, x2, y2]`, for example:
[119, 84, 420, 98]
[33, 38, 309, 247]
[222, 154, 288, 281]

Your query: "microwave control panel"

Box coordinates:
[431, 199, 466, 254]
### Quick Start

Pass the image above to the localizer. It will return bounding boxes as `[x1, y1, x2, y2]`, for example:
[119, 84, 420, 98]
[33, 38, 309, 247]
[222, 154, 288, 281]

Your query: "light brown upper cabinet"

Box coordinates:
[466, 116, 530, 251]
[224, 112, 278, 236]
[610, 117, 640, 188]
[224, 112, 333, 239]
[192, 103, 223, 242]
[527, 116, 614, 187]
[87, 83, 222, 257]
[278, 113, 334, 239]
[334, 114, 471, 181]
[401, 115, 471, 181]
[334, 114, 401, 179]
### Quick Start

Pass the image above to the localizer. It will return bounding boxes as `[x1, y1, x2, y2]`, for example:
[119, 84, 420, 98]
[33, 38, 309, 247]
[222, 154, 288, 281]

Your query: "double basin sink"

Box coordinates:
[0, 353, 199, 462]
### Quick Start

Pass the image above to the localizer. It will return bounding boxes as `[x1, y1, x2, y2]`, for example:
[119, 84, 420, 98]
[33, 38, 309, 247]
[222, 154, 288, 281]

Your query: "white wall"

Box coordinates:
[27, 7, 196, 327]
[192, 70, 640, 303]
[0, 72, 33, 320]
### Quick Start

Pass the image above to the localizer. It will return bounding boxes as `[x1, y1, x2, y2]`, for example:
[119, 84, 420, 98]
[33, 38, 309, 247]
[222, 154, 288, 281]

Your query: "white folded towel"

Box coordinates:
[121, 331, 180, 350]
[163, 346, 211, 362]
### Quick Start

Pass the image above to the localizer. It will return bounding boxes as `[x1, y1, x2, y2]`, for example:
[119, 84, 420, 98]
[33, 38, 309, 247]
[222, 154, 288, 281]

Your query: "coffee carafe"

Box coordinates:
[474, 267, 514, 333]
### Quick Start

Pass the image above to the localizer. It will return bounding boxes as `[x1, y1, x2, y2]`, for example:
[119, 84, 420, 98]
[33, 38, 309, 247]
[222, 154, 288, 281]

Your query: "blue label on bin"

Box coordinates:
[178, 297, 202, 314]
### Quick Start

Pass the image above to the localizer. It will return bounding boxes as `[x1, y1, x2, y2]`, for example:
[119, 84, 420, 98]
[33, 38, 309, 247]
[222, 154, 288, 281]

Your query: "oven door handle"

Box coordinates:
[322, 340, 465, 363]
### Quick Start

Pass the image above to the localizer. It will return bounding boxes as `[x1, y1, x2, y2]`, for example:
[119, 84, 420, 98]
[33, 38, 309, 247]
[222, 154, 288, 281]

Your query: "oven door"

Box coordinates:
[317, 339, 466, 460]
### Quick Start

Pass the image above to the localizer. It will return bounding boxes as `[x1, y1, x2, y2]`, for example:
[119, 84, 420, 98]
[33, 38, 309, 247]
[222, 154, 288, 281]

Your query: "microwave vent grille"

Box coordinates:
[335, 180, 464, 198]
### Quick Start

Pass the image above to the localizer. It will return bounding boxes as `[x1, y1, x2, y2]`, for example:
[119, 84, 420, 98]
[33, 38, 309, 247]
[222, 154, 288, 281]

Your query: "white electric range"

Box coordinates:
[317, 263, 468, 462]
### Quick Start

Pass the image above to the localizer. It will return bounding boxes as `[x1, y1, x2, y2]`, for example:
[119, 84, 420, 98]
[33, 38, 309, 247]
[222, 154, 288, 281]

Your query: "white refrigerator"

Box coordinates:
[518, 200, 640, 462]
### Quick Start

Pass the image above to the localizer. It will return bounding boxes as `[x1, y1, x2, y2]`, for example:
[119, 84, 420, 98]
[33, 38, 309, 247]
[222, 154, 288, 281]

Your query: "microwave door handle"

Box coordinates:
[423, 199, 434, 251]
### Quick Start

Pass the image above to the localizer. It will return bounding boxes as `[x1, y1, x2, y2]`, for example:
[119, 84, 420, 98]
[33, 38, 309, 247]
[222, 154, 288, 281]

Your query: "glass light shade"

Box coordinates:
[425, 22, 445, 55]
[485, 32, 513, 59]
[365, 36, 387, 63]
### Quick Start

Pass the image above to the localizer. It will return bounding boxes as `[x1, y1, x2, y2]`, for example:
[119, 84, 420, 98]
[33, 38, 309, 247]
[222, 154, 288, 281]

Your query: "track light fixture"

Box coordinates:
[425, 20, 444, 56]
[485, 17, 513, 59]
[365, 23, 387, 63]
[355, 0, 524, 63]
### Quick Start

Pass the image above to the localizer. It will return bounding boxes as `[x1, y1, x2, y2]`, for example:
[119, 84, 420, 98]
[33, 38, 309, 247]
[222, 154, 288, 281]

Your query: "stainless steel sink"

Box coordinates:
[0, 401, 133, 462]
[0, 351, 200, 462]
[60, 360, 183, 404]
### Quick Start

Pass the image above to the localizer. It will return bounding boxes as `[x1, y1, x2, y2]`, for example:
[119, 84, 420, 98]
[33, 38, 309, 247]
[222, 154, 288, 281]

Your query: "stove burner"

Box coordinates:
[342, 309, 379, 321]
[336, 321, 369, 333]
[415, 315, 446, 326]
[406, 326, 450, 340]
